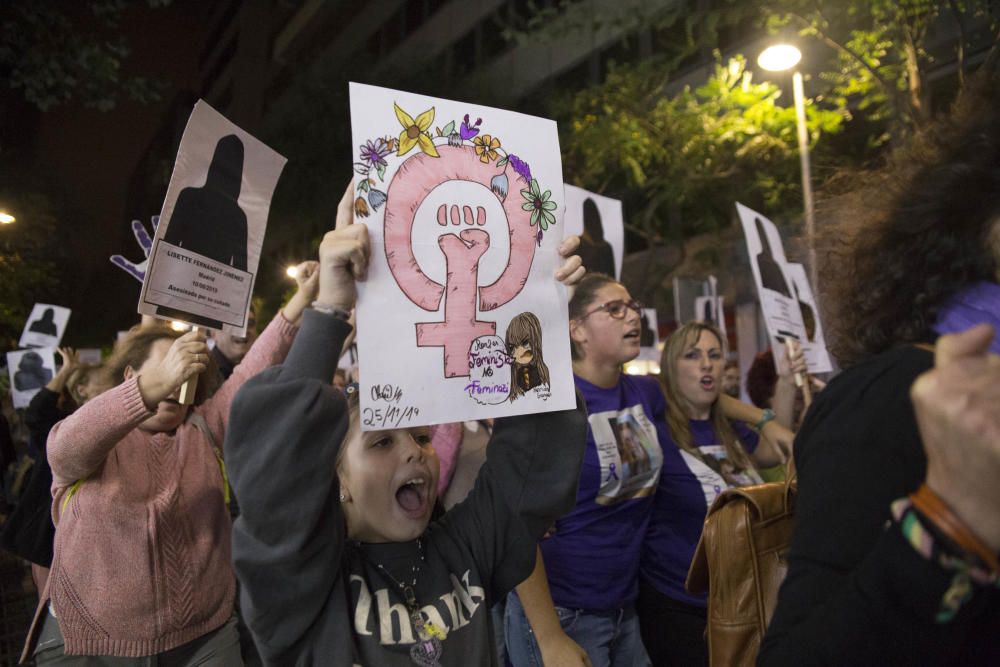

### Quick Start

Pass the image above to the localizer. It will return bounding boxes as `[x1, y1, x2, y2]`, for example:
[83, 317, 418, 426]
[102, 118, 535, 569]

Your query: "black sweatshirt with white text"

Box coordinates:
[225, 309, 588, 666]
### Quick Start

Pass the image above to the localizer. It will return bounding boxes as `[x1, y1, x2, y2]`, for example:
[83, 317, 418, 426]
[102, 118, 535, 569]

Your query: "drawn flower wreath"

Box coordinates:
[353, 103, 557, 240]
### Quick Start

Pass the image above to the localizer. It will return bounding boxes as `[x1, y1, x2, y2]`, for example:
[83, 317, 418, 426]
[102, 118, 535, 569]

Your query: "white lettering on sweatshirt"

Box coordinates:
[350, 569, 486, 646]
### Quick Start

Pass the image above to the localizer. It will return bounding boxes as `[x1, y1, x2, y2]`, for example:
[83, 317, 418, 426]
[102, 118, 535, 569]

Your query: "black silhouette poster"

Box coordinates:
[783, 262, 832, 372]
[19, 303, 71, 349]
[564, 186, 624, 279]
[736, 203, 831, 374]
[6, 347, 57, 409]
[694, 295, 727, 339]
[637, 308, 660, 362]
[139, 101, 286, 335]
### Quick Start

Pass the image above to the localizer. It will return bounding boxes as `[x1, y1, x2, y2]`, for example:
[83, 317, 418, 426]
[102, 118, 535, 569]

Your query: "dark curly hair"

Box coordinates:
[819, 73, 1000, 367]
[745, 349, 777, 409]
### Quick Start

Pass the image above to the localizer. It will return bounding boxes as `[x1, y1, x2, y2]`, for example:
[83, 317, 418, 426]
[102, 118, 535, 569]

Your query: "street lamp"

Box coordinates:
[758, 43, 818, 293]
[0, 211, 15, 224]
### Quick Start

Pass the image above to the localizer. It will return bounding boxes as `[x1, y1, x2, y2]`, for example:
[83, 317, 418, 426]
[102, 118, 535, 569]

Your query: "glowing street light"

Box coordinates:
[757, 43, 818, 293]
[286, 265, 299, 279]
[757, 44, 802, 72]
[0, 211, 16, 224]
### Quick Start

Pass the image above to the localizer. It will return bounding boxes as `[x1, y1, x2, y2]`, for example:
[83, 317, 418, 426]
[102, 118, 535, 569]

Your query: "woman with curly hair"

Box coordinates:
[760, 73, 1000, 665]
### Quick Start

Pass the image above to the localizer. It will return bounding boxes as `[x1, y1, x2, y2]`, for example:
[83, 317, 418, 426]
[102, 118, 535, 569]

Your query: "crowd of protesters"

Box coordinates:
[0, 70, 997, 667]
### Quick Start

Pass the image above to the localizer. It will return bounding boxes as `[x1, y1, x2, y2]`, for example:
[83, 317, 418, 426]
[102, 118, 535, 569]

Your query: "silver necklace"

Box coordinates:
[356, 539, 445, 666]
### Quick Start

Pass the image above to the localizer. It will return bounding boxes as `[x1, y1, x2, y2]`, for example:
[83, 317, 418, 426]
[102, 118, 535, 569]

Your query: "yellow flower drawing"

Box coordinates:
[473, 134, 501, 163]
[394, 103, 439, 157]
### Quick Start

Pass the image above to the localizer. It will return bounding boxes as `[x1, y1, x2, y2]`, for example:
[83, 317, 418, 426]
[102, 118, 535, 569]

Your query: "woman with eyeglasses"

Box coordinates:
[504, 274, 795, 667]
[638, 322, 788, 666]
[504, 272, 664, 666]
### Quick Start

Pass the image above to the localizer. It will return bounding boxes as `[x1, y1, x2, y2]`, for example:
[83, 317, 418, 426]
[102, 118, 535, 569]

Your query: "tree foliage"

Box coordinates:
[765, 0, 1000, 140]
[555, 54, 845, 242]
[0, 0, 171, 112]
[515, 0, 998, 251]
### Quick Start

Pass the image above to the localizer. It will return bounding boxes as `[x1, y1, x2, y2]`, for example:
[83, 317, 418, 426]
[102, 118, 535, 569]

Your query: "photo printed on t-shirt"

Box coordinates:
[590, 405, 663, 505]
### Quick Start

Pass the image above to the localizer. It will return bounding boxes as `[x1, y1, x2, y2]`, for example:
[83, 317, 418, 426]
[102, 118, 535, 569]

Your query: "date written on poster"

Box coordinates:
[363, 384, 420, 429]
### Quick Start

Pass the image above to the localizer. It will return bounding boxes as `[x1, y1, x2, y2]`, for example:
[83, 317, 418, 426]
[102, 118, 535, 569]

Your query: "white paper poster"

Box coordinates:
[77, 349, 103, 364]
[19, 304, 71, 349]
[736, 203, 831, 373]
[138, 100, 287, 335]
[783, 262, 832, 372]
[563, 186, 625, 279]
[694, 296, 726, 339]
[7, 347, 57, 409]
[637, 308, 660, 362]
[349, 82, 575, 429]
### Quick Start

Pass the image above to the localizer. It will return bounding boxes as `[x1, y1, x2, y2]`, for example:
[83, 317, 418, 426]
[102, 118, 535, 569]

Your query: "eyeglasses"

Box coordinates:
[578, 299, 643, 321]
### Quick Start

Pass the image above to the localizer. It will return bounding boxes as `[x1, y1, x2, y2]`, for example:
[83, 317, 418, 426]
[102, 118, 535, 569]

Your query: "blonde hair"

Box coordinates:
[659, 322, 753, 471]
[102, 325, 217, 405]
[66, 363, 104, 405]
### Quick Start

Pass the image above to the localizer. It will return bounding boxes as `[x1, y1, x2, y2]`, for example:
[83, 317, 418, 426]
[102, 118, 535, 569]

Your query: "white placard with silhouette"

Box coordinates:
[19, 303, 71, 349]
[563, 186, 624, 279]
[138, 100, 287, 335]
[694, 295, 726, 339]
[736, 203, 831, 373]
[783, 262, 832, 372]
[637, 308, 660, 362]
[7, 347, 57, 409]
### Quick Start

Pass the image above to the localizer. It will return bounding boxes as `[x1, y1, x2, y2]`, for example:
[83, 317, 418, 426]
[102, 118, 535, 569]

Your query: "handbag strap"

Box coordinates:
[187, 411, 230, 508]
[782, 455, 796, 513]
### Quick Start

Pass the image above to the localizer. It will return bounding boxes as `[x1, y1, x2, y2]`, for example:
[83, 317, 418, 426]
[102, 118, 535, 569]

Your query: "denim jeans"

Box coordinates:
[504, 591, 650, 667]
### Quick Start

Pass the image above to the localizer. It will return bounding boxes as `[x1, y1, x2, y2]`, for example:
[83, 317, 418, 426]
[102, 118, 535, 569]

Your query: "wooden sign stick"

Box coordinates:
[178, 325, 200, 405]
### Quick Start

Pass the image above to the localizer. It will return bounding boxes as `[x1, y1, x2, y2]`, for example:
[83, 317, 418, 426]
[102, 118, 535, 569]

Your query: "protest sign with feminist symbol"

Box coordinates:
[349, 83, 575, 429]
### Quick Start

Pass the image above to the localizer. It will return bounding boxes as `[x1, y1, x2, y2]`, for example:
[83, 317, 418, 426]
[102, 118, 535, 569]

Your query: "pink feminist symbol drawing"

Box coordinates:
[384, 145, 536, 378]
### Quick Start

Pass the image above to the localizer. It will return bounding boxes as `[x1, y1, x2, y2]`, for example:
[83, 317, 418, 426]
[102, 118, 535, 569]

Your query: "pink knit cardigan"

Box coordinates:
[37, 314, 296, 657]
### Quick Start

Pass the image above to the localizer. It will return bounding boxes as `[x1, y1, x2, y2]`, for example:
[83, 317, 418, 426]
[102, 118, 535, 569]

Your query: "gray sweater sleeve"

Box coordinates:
[225, 309, 353, 662]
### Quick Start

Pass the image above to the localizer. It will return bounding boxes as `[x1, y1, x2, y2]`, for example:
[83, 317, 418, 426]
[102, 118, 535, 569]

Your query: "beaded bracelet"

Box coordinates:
[891, 496, 999, 623]
[753, 408, 776, 432]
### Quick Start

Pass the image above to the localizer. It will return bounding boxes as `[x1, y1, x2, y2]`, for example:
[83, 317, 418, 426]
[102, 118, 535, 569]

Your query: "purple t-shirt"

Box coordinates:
[540, 374, 668, 611]
[640, 419, 759, 607]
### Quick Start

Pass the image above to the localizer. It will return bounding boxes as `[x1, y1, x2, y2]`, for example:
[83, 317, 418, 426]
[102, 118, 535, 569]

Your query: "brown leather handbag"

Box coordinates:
[686, 465, 796, 666]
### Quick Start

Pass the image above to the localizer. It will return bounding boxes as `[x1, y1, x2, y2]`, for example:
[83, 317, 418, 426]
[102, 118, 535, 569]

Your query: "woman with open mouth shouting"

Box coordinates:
[223, 182, 588, 666]
[637, 322, 788, 665]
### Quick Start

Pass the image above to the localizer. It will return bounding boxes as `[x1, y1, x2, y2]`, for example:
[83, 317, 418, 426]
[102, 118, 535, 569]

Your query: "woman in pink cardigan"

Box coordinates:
[26, 262, 318, 665]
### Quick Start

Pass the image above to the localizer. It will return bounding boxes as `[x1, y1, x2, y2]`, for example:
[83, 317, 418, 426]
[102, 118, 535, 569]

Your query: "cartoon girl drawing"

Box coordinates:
[505, 312, 550, 401]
